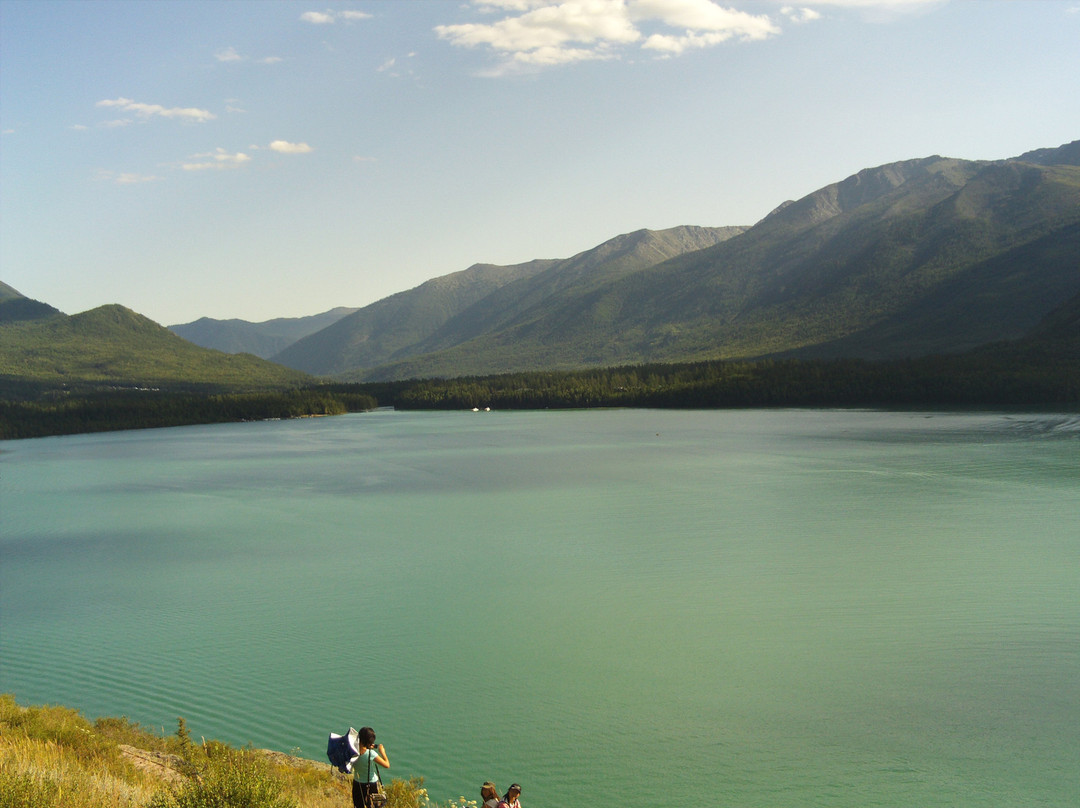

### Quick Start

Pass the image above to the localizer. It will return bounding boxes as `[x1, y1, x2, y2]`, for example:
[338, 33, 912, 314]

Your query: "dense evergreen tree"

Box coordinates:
[0, 388, 376, 440]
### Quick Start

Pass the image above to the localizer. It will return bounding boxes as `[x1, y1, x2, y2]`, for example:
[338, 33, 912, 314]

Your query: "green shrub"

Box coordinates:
[148, 749, 295, 808]
[0, 770, 64, 808]
[383, 777, 429, 808]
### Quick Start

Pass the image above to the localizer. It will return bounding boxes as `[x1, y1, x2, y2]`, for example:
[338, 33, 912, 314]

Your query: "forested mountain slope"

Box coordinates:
[356, 142, 1080, 381]
[0, 304, 312, 396]
[273, 225, 742, 375]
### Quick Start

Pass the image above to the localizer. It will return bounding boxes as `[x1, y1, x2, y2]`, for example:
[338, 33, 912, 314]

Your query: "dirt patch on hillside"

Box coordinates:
[119, 745, 188, 784]
[119, 744, 328, 785]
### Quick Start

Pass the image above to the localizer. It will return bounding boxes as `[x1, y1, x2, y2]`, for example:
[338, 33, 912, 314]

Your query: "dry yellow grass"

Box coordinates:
[0, 695, 442, 808]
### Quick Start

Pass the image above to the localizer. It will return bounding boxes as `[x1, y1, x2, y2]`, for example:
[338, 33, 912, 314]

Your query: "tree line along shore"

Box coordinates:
[1, 348, 1077, 441]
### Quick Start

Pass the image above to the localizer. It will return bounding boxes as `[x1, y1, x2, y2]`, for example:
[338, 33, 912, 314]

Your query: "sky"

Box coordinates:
[1, 0, 1078, 326]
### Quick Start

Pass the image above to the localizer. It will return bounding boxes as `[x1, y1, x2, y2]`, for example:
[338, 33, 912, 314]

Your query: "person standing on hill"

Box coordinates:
[352, 727, 389, 808]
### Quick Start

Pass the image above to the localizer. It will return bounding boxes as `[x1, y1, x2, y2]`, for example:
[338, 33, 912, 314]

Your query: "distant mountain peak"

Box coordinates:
[1015, 139, 1080, 167]
[0, 281, 24, 301]
[170, 306, 360, 359]
[0, 280, 64, 323]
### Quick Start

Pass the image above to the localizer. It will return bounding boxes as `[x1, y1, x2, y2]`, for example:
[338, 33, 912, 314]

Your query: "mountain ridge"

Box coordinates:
[0, 303, 312, 394]
[271, 225, 743, 375]
[169, 307, 359, 358]
[341, 141, 1079, 381]
[4, 139, 1077, 391]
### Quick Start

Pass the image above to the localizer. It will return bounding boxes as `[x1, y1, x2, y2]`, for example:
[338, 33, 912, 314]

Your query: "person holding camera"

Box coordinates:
[351, 727, 389, 808]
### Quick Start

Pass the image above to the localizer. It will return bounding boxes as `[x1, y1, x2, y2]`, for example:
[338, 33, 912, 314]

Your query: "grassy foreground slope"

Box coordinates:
[0, 695, 441, 808]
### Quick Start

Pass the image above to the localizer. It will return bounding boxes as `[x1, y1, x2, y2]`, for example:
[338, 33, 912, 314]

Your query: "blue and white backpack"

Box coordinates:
[327, 727, 360, 773]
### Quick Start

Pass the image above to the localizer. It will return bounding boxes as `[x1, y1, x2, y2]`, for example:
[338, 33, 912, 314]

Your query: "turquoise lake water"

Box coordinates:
[2, 409, 1078, 807]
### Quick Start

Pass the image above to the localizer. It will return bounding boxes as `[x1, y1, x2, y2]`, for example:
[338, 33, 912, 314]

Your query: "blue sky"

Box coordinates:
[2, 0, 1078, 326]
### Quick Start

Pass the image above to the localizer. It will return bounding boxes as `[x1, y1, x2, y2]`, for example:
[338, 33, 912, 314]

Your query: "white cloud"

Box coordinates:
[631, 0, 778, 39]
[96, 169, 162, 184]
[115, 173, 161, 184]
[377, 52, 420, 78]
[217, 46, 283, 64]
[300, 9, 372, 24]
[516, 44, 613, 65]
[475, 0, 550, 9]
[96, 97, 215, 123]
[269, 140, 314, 154]
[300, 11, 335, 24]
[790, 0, 938, 5]
[772, 0, 947, 22]
[781, 6, 822, 24]
[437, 0, 640, 55]
[642, 30, 735, 53]
[182, 148, 252, 171]
[436, 0, 780, 71]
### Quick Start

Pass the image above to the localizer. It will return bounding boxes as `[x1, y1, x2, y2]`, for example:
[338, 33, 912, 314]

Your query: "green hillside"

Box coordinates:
[271, 260, 557, 374]
[273, 225, 744, 375]
[0, 304, 313, 395]
[329, 142, 1079, 381]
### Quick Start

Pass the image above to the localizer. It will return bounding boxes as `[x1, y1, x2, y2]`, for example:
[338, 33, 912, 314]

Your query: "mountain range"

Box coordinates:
[3, 139, 1078, 393]
[168, 308, 358, 359]
[0, 290, 311, 395]
[271, 224, 746, 376]
[261, 140, 1078, 380]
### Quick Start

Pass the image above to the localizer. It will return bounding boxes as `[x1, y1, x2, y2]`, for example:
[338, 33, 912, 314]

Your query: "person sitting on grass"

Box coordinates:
[481, 782, 500, 808]
[497, 783, 521, 808]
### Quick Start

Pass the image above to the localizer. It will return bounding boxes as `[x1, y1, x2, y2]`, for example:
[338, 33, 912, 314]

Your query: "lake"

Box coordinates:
[2, 409, 1078, 807]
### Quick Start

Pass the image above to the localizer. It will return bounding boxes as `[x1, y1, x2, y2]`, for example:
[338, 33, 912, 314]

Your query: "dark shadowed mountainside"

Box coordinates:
[0, 282, 64, 324]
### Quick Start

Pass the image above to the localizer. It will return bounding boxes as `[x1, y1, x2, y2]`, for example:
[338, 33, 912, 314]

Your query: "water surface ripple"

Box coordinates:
[2, 410, 1077, 807]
